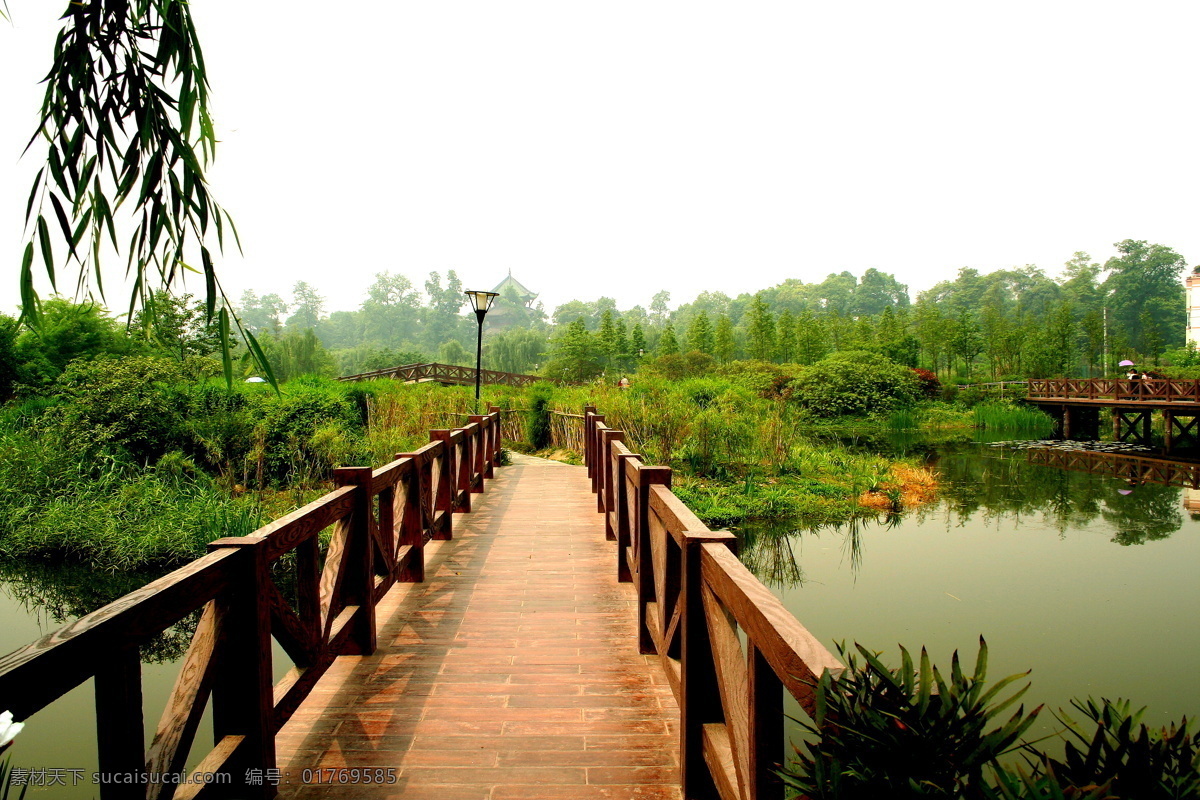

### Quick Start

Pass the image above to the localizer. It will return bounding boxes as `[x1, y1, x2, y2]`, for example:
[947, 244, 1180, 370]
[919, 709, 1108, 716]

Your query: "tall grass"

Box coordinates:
[972, 401, 1055, 436]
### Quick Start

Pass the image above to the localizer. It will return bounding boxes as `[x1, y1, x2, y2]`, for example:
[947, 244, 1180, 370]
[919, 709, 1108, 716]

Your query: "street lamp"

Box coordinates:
[464, 290, 499, 412]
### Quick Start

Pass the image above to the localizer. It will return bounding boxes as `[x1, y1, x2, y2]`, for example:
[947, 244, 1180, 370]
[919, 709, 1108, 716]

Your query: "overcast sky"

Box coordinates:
[2, 1, 1198, 319]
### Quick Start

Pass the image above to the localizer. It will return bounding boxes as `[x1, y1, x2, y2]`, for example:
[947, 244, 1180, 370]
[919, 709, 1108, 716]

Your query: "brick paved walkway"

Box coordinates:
[274, 459, 681, 799]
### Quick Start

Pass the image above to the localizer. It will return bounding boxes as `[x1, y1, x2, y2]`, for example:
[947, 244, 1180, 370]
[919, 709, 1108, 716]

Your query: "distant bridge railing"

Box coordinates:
[1028, 377, 1200, 404]
[337, 362, 543, 387]
[0, 409, 505, 800]
[1026, 446, 1200, 489]
[581, 406, 843, 800]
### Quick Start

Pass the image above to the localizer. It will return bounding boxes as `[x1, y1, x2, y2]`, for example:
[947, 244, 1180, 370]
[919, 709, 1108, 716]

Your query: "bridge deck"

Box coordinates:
[274, 457, 681, 799]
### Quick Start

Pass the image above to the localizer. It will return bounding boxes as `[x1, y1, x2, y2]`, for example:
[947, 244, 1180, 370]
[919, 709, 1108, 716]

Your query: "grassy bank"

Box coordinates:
[0, 360, 478, 570]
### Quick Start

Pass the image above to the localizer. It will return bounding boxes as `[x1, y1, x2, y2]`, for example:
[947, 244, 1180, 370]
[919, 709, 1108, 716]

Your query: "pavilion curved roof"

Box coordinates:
[491, 270, 537, 303]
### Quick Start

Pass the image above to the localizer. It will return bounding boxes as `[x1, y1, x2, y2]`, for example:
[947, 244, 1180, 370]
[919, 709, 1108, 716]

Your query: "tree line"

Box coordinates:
[0, 239, 1188, 395]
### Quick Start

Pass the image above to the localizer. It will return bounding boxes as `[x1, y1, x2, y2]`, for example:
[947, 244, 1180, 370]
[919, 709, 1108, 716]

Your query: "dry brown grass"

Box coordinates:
[856, 464, 940, 513]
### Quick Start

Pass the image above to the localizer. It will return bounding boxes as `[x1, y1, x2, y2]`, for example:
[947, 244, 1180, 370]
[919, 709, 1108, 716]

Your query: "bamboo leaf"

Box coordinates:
[35, 216, 56, 288]
[219, 307, 233, 389]
[243, 328, 279, 392]
[19, 243, 39, 327]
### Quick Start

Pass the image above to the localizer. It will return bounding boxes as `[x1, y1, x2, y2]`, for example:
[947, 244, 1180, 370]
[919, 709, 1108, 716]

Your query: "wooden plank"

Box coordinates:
[172, 735, 244, 800]
[701, 723, 741, 800]
[267, 581, 315, 667]
[700, 543, 843, 716]
[649, 484, 712, 546]
[244, 487, 356, 563]
[146, 602, 220, 798]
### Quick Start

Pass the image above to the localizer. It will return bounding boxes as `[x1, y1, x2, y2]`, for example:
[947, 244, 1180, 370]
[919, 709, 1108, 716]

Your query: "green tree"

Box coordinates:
[630, 323, 647, 358]
[713, 314, 737, 363]
[14, 298, 138, 389]
[0, 314, 19, 400]
[795, 310, 828, 365]
[545, 319, 602, 383]
[286, 282, 326, 331]
[597, 309, 619, 368]
[17, 1, 231, 327]
[950, 311, 984, 377]
[776, 309, 797, 363]
[130, 291, 223, 362]
[1102, 240, 1187, 353]
[746, 294, 776, 361]
[686, 311, 715, 355]
[657, 323, 680, 356]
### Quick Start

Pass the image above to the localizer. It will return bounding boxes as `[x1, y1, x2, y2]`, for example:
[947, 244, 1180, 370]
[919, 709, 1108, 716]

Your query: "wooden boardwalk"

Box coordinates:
[274, 457, 682, 799]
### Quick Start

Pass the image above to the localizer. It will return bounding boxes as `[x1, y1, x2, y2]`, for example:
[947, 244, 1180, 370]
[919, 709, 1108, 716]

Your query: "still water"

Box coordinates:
[741, 441, 1200, 739]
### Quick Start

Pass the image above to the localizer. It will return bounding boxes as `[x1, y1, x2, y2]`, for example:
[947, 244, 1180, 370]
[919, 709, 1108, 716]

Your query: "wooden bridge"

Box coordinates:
[1027, 378, 1200, 450]
[338, 362, 543, 388]
[0, 407, 841, 799]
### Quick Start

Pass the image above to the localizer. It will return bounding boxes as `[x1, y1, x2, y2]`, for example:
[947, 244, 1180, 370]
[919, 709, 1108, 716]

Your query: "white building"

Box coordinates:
[1187, 268, 1200, 346]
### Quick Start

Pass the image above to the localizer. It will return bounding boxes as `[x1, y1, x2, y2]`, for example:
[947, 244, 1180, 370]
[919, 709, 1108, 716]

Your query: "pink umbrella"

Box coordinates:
[1119, 360, 1136, 366]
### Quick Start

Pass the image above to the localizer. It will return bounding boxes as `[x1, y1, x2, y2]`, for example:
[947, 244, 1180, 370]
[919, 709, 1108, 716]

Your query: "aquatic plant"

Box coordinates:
[972, 403, 1055, 436]
[782, 638, 1041, 799]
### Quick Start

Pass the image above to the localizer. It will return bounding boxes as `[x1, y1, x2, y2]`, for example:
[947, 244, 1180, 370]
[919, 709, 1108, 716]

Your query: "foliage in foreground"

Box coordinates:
[782, 641, 1200, 800]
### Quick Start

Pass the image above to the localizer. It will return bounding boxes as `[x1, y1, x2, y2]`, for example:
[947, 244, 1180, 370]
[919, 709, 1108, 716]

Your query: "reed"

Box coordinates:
[972, 402, 1055, 435]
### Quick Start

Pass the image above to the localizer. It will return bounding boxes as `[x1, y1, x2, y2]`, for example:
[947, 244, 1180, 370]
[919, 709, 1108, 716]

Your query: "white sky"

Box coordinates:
[2, 1, 1198, 319]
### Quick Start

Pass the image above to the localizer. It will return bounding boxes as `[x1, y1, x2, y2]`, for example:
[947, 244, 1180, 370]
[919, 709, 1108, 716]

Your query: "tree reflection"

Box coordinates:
[0, 559, 196, 663]
[737, 445, 1189, 588]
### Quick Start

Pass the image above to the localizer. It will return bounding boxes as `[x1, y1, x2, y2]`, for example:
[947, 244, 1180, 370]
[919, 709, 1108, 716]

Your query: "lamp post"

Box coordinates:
[464, 290, 499, 412]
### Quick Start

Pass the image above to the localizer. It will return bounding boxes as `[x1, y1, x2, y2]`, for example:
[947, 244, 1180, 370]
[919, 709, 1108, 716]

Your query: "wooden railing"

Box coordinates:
[582, 406, 843, 800]
[1028, 378, 1200, 404]
[0, 408, 505, 800]
[337, 362, 543, 387]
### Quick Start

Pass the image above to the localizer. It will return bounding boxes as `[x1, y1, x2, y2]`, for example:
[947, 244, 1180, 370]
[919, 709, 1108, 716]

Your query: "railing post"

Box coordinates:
[430, 431, 454, 539]
[489, 406, 503, 470]
[615, 452, 641, 582]
[94, 644, 145, 800]
[583, 405, 597, 475]
[634, 465, 671, 655]
[748, 641, 785, 799]
[600, 429, 624, 521]
[333, 466, 377, 655]
[680, 536, 735, 800]
[208, 538, 276, 798]
[590, 415, 606, 495]
[467, 417, 485, 493]
[392, 457, 426, 583]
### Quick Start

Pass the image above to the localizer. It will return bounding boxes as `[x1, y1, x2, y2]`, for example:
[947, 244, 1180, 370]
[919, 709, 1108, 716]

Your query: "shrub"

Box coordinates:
[527, 382, 554, 450]
[912, 367, 941, 398]
[792, 353, 920, 417]
[783, 639, 1041, 799]
[53, 355, 186, 462]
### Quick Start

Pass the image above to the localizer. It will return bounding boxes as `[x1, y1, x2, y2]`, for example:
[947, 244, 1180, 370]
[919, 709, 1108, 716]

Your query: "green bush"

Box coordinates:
[792, 352, 920, 417]
[783, 643, 1200, 800]
[784, 639, 1039, 799]
[54, 355, 186, 462]
[527, 381, 554, 450]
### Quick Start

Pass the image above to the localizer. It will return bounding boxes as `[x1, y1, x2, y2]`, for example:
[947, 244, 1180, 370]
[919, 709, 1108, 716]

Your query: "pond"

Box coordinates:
[740, 440, 1200, 743]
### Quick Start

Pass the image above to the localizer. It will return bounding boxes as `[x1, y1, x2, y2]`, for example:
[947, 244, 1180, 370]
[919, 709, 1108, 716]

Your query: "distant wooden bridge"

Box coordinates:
[338, 362, 543, 388]
[1027, 378, 1200, 451]
[0, 407, 841, 799]
[1025, 446, 1200, 489]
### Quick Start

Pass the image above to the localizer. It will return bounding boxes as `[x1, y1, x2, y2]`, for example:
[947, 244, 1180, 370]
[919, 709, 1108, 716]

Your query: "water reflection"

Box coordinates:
[0, 559, 196, 663]
[739, 444, 1193, 590]
[740, 441, 1200, 737]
